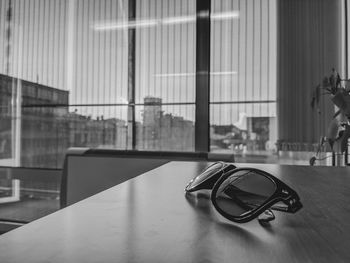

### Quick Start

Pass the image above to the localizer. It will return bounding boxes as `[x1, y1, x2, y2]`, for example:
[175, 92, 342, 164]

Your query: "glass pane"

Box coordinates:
[209, 0, 278, 163]
[210, 103, 277, 162]
[135, 0, 196, 151]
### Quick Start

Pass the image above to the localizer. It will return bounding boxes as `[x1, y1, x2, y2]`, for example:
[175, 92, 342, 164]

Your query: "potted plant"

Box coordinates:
[310, 68, 350, 165]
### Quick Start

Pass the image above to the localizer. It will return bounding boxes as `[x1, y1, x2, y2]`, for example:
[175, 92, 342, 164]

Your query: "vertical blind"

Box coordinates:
[210, 0, 277, 125]
[0, 0, 67, 90]
[135, 0, 196, 122]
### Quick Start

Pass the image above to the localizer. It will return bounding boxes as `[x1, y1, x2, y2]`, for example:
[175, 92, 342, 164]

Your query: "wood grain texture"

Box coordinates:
[0, 162, 350, 263]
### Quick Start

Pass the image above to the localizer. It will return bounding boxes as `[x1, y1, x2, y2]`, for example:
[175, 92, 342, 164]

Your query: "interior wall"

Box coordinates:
[277, 0, 343, 144]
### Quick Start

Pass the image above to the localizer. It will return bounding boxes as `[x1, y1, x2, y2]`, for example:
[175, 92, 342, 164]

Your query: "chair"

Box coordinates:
[60, 148, 212, 207]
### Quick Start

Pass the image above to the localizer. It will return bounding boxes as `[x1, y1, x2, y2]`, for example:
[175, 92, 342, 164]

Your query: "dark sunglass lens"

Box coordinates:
[214, 169, 276, 217]
[186, 162, 224, 191]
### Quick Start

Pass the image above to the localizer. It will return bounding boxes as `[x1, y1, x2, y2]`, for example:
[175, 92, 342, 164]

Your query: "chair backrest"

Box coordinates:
[60, 148, 211, 207]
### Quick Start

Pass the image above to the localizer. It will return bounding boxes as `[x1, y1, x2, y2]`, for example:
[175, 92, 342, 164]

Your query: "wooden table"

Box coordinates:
[0, 162, 349, 263]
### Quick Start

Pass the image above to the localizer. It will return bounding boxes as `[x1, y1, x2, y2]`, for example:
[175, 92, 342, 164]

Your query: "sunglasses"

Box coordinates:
[185, 162, 303, 223]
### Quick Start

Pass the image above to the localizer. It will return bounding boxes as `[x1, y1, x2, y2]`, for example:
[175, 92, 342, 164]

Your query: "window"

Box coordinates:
[0, 0, 278, 168]
[135, 0, 196, 151]
[210, 0, 277, 162]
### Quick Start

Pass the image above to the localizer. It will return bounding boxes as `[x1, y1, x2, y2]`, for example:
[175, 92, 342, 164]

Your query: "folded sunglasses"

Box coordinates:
[185, 162, 303, 223]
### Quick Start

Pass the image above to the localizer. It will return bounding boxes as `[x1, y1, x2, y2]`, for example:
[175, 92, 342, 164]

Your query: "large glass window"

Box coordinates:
[0, 0, 281, 168]
[0, 0, 199, 169]
[210, 0, 277, 162]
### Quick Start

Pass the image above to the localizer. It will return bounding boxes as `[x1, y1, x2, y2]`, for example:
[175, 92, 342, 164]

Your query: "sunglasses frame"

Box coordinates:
[185, 162, 236, 192]
[211, 167, 303, 223]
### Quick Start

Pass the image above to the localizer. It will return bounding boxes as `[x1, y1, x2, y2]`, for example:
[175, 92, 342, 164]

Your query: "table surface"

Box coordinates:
[0, 162, 350, 263]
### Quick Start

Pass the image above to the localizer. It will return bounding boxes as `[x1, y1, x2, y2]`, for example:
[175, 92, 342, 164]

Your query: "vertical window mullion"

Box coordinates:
[195, 0, 210, 152]
[128, 0, 136, 150]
